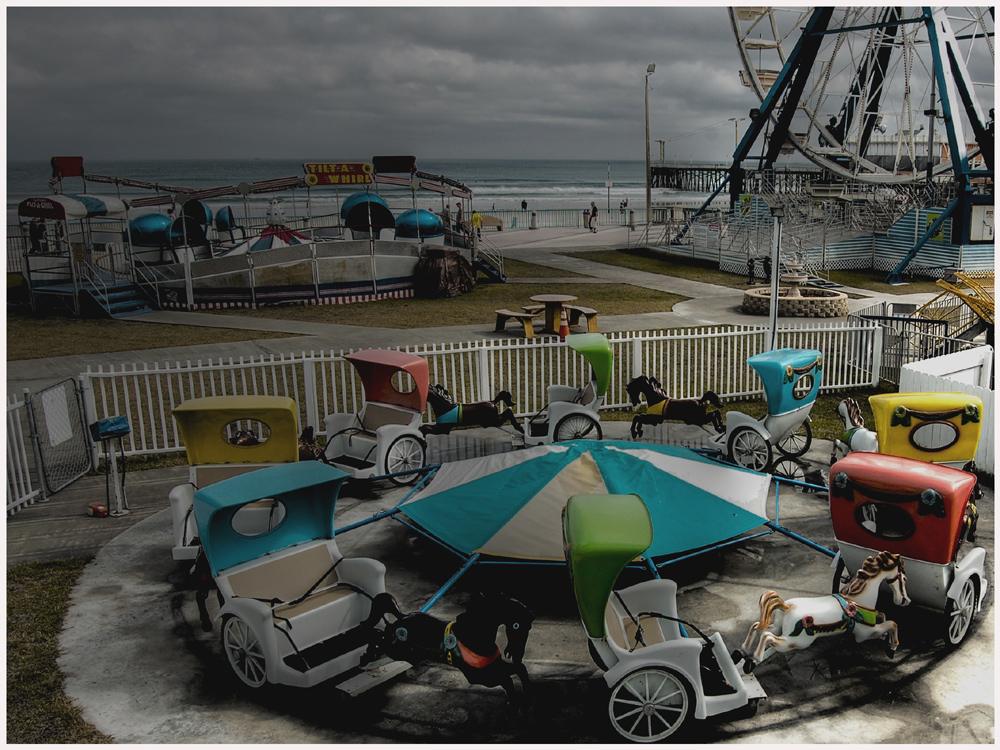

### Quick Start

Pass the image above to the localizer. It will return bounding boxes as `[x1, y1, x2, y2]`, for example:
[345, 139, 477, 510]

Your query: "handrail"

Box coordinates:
[476, 234, 505, 279]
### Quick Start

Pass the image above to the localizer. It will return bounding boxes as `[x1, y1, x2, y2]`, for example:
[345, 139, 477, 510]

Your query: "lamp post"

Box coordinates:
[767, 204, 784, 352]
[728, 117, 746, 148]
[645, 63, 655, 226]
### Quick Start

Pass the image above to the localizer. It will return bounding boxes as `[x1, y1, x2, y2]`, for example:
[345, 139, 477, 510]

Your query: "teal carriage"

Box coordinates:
[722, 348, 822, 472]
[194, 461, 410, 691]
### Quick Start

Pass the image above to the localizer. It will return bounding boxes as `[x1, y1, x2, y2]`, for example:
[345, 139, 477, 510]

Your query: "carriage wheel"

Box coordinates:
[728, 426, 772, 472]
[608, 668, 693, 742]
[554, 414, 603, 442]
[772, 457, 806, 483]
[776, 421, 812, 458]
[221, 615, 268, 688]
[384, 435, 426, 485]
[944, 577, 977, 646]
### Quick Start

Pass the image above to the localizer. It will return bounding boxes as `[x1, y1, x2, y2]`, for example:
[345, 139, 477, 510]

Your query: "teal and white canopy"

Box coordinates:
[400, 441, 770, 562]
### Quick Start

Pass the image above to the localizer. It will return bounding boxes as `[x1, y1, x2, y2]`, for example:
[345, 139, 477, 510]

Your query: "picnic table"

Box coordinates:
[529, 293, 578, 334]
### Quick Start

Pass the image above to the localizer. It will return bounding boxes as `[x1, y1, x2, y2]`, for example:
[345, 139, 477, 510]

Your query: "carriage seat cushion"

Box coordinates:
[226, 544, 354, 619]
[360, 403, 417, 432]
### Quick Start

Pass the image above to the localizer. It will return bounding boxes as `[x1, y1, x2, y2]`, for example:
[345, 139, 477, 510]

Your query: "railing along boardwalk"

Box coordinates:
[79, 322, 882, 459]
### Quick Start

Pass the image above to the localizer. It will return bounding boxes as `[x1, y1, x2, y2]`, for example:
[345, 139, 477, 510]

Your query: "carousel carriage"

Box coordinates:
[562, 493, 765, 742]
[193, 461, 411, 691]
[169, 395, 302, 562]
[834, 392, 984, 469]
[720, 348, 822, 472]
[523, 333, 613, 446]
[322, 349, 429, 485]
[829, 452, 988, 646]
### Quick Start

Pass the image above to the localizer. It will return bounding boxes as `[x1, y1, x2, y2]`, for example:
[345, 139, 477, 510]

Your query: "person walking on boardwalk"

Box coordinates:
[589, 201, 598, 233]
[455, 202, 464, 232]
[472, 210, 483, 238]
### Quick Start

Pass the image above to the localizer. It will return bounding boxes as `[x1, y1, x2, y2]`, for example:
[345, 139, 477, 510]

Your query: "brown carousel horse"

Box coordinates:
[421, 383, 524, 436]
[362, 591, 534, 711]
[625, 375, 725, 438]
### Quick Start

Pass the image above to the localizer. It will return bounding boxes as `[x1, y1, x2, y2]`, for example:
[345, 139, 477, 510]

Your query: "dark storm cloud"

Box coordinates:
[7, 6, 758, 161]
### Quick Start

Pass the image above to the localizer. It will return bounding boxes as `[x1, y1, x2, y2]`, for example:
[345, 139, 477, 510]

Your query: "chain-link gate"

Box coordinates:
[27, 378, 93, 494]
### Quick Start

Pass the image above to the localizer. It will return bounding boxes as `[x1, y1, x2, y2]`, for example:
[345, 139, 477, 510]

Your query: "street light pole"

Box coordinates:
[728, 117, 747, 148]
[645, 63, 655, 226]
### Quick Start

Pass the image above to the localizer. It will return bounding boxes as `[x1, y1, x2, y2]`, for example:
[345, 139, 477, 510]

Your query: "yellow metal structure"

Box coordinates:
[869, 392, 983, 466]
[172, 395, 299, 467]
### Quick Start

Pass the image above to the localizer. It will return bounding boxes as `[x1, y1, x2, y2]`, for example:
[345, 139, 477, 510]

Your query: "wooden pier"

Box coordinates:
[650, 164, 824, 194]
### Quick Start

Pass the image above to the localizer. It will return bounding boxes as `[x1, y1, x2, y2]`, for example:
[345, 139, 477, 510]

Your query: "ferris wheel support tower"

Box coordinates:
[717, 7, 993, 282]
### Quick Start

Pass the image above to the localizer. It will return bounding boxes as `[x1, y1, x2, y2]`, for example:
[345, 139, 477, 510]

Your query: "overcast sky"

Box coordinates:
[8, 5, 761, 163]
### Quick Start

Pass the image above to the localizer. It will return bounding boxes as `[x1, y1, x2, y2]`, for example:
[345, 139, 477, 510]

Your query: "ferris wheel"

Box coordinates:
[730, 7, 995, 184]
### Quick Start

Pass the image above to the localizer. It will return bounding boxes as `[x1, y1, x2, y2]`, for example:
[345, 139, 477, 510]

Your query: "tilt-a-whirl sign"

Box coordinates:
[302, 162, 373, 186]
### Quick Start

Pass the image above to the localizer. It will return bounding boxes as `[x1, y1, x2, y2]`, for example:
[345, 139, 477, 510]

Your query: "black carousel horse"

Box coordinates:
[362, 591, 534, 710]
[421, 383, 524, 436]
[626, 375, 725, 438]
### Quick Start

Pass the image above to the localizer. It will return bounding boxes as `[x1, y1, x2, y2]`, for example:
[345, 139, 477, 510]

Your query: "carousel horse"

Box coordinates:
[736, 550, 909, 673]
[421, 383, 524, 436]
[297, 426, 324, 461]
[832, 397, 879, 462]
[625, 375, 725, 438]
[362, 590, 534, 709]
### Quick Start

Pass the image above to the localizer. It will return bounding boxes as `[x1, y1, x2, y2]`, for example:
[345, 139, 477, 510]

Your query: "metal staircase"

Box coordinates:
[474, 234, 507, 283]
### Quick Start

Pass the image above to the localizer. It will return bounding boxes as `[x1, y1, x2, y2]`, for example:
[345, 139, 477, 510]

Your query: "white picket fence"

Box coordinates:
[7, 393, 43, 516]
[77, 322, 884, 460]
[899, 346, 995, 472]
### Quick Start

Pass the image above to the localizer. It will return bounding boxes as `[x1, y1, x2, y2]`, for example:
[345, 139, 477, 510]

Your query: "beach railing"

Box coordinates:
[76, 321, 882, 461]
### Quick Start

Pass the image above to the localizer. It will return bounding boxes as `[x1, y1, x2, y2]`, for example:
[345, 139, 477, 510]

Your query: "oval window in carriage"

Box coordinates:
[909, 420, 960, 453]
[231, 498, 287, 537]
[854, 502, 915, 541]
[222, 418, 272, 446]
[791, 373, 815, 401]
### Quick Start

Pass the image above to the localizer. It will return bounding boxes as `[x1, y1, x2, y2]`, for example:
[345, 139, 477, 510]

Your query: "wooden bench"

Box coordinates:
[495, 309, 539, 338]
[521, 303, 545, 315]
[565, 304, 599, 332]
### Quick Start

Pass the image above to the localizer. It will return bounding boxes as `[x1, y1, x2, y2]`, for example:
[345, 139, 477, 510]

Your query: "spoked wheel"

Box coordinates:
[608, 668, 693, 742]
[554, 413, 603, 442]
[728, 426, 773, 472]
[776, 420, 812, 458]
[384, 434, 426, 485]
[944, 577, 978, 646]
[772, 457, 806, 483]
[221, 615, 267, 688]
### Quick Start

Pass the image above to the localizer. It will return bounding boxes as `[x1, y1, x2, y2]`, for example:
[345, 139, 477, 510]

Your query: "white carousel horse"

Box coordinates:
[738, 550, 909, 673]
[832, 397, 879, 462]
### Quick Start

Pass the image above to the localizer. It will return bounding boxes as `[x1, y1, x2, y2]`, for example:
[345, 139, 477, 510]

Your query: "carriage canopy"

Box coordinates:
[194, 461, 350, 576]
[172, 395, 299, 466]
[345, 349, 429, 412]
[869, 392, 983, 464]
[567, 333, 614, 398]
[563, 493, 653, 638]
[748, 348, 823, 415]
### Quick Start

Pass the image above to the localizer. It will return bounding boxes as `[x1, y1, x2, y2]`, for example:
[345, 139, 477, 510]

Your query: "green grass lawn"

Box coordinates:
[564, 248, 752, 288]
[6, 313, 295, 361]
[7, 559, 113, 744]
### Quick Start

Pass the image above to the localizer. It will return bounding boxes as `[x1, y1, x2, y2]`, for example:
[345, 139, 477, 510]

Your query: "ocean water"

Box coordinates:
[7, 157, 710, 222]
